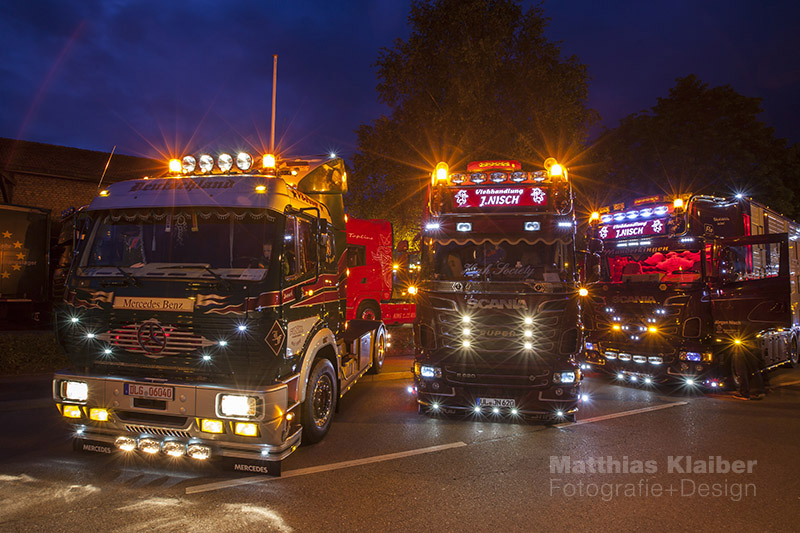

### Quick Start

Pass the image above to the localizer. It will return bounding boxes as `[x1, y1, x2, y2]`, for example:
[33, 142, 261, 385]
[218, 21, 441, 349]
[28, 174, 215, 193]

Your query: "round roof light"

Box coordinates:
[510, 171, 527, 183]
[450, 173, 466, 184]
[469, 172, 487, 184]
[236, 152, 253, 171]
[490, 172, 507, 183]
[181, 155, 197, 174]
[218, 153, 233, 172]
[198, 154, 214, 174]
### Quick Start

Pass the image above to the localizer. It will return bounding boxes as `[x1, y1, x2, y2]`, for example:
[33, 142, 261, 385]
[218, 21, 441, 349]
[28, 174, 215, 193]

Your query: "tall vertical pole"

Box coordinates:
[270, 54, 278, 153]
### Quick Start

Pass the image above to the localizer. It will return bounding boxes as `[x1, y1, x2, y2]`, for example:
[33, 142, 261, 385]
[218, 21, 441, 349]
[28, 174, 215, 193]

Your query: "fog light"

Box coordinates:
[644, 377, 652, 384]
[511, 408, 519, 415]
[138, 438, 161, 454]
[431, 403, 440, 410]
[187, 444, 211, 460]
[630, 376, 638, 382]
[474, 406, 481, 413]
[62, 405, 82, 419]
[617, 372, 625, 380]
[556, 410, 564, 417]
[524, 317, 533, 325]
[115, 436, 136, 452]
[524, 342, 533, 350]
[89, 408, 109, 422]
[686, 378, 695, 386]
[461, 316, 471, 324]
[201, 419, 224, 434]
[462, 340, 471, 348]
[162, 441, 186, 457]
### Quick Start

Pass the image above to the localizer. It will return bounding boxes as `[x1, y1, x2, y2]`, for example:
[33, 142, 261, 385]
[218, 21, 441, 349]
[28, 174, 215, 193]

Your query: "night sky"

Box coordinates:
[1, 0, 798, 165]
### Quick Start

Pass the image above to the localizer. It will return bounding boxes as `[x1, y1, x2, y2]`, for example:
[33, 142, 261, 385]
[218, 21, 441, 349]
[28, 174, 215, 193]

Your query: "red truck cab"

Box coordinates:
[346, 218, 416, 324]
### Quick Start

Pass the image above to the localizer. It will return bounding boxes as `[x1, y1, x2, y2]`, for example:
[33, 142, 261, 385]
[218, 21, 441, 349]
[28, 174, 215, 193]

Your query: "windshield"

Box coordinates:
[80, 209, 280, 280]
[601, 248, 702, 283]
[425, 239, 575, 282]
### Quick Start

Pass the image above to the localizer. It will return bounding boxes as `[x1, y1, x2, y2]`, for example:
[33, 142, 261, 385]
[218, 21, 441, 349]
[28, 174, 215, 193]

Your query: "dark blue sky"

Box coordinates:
[1, 0, 798, 164]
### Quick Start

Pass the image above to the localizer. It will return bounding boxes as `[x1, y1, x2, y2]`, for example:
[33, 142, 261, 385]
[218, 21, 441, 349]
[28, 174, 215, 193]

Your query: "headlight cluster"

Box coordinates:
[679, 351, 712, 362]
[553, 371, 577, 384]
[60, 380, 89, 402]
[218, 394, 261, 418]
[417, 364, 442, 379]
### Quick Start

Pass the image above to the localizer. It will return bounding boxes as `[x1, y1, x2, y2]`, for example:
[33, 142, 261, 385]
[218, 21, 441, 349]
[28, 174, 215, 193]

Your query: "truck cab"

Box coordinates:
[52, 153, 386, 474]
[412, 159, 583, 422]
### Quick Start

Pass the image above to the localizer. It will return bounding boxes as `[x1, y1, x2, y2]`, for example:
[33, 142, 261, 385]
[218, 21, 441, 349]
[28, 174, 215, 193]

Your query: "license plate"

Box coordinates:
[478, 397, 516, 408]
[124, 383, 174, 401]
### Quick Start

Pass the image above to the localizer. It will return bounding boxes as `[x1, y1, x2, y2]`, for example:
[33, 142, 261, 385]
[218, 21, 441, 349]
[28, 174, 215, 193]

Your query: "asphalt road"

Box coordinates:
[1, 351, 799, 532]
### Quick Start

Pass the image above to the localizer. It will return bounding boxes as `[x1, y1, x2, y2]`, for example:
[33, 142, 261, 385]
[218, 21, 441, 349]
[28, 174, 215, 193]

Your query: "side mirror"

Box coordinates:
[587, 238, 603, 254]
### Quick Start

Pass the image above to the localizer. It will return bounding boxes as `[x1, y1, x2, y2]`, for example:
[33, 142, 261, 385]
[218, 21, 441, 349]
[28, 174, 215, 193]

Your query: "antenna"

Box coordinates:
[97, 145, 116, 192]
[270, 54, 278, 153]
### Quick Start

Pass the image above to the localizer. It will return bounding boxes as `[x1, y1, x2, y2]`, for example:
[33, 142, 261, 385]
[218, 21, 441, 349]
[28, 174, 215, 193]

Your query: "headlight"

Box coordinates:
[61, 380, 89, 402]
[679, 351, 712, 362]
[219, 394, 259, 418]
[419, 365, 442, 379]
[553, 371, 576, 384]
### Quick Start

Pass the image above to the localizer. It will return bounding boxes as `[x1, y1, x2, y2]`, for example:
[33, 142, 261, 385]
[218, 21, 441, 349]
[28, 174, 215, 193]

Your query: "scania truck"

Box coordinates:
[52, 152, 386, 474]
[412, 159, 583, 422]
[584, 194, 800, 388]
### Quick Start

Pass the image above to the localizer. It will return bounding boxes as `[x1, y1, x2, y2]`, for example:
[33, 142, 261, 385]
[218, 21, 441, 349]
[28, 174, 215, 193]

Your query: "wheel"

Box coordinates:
[301, 358, 337, 444]
[356, 301, 381, 321]
[368, 328, 386, 374]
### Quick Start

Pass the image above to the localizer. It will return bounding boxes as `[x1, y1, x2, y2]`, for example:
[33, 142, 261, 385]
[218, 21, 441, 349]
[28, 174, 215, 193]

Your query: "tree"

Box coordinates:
[589, 75, 800, 218]
[349, 0, 595, 241]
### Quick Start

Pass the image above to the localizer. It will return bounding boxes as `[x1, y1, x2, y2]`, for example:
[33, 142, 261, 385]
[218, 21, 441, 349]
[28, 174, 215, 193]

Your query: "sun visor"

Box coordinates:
[432, 235, 572, 246]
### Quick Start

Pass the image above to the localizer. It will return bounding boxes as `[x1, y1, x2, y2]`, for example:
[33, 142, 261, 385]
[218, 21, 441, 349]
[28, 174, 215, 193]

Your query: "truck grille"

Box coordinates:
[124, 425, 191, 439]
[97, 322, 215, 356]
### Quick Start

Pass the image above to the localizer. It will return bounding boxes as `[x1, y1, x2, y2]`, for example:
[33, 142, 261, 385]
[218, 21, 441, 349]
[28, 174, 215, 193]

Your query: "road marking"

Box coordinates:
[774, 379, 800, 388]
[554, 402, 688, 429]
[185, 441, 467, 494]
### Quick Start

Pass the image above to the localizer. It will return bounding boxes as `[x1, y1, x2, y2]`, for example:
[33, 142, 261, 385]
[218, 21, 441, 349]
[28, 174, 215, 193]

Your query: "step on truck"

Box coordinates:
[346, 217, 416, 324]
[412, 159, 584, 422]
[52, 152, 386, 475]
[583, 194, 800, 388]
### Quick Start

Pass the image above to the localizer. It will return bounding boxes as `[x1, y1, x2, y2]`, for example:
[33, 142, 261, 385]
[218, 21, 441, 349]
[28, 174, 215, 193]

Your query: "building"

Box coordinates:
[0, 137, 162, 221]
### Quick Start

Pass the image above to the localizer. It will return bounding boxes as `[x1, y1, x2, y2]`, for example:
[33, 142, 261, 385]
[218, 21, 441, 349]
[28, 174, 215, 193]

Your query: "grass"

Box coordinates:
[0, 331, 69, 375]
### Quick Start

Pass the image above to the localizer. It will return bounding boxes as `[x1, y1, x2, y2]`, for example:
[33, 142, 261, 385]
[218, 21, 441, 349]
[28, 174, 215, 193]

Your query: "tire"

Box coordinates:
[301, 358, 337, 444]
[368, 328, 386, 374]
[356, 301, 381, 321]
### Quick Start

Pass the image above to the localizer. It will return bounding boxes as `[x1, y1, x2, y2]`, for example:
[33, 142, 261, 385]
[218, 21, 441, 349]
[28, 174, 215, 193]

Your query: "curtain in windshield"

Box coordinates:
[427, 240, 574, 282]
[602, 249, 702, 283]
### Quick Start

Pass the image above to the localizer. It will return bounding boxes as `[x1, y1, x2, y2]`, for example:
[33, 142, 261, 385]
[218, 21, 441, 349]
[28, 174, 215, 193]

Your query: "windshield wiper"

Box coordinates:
[114, 266, 139, 286]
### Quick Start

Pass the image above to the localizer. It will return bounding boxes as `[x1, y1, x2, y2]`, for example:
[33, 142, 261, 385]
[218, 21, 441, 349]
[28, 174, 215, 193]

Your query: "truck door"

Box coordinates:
[710, 234, 790, 353]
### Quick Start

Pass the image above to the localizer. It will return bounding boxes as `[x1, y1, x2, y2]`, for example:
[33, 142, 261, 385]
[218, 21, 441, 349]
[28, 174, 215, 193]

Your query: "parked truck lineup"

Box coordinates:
[51, 152, 386, 474]
[583, 194, 800, 387]
[412, 159, 584, 421]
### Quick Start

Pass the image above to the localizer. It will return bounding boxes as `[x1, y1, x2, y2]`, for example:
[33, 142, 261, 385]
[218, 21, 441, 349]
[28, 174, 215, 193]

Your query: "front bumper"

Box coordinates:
[53, 371, 301, 463]
[412, 372, 579, 419]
